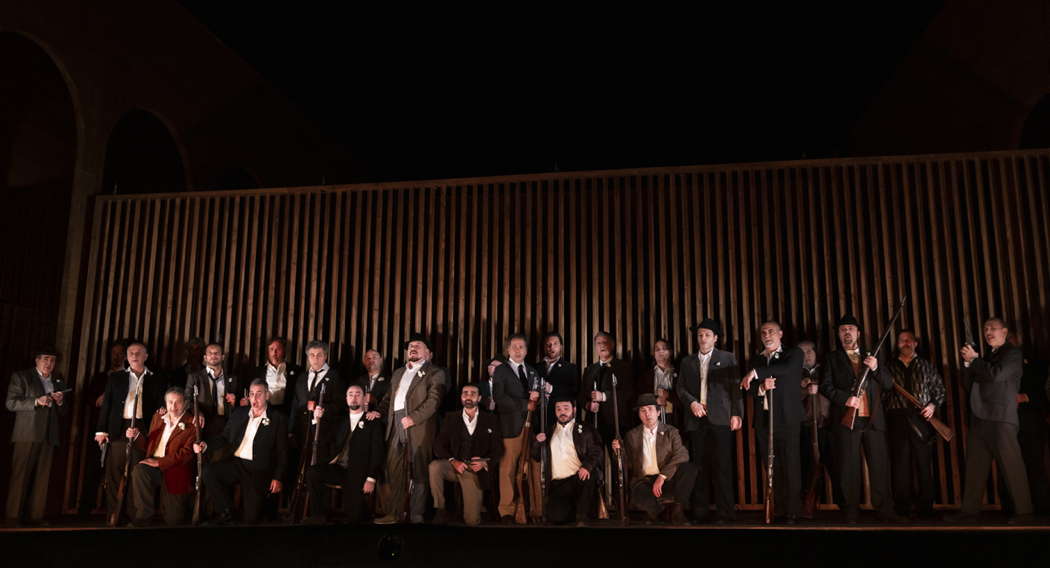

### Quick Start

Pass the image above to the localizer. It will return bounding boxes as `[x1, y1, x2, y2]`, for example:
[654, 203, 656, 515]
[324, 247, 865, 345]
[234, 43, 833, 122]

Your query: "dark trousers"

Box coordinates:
[381, 415, 427, 521]
[306, 464, 370, 522]
[204, 458, 270, 522]
[832, 418, 893, 515]
[130, 464, 190, 525]
[961, 418, 1032, 515]
[6, 442, 54, 521]
[887, 411, 936, 514]
[800, 423, 832, 501]
[103, 439, 144, 519]
[1018, 417, 1049, 514]
[687, 421, 735, 520]
[547, 474, 596, 523]
[629, 462, 698, 516]
[757, 424, 802, 516]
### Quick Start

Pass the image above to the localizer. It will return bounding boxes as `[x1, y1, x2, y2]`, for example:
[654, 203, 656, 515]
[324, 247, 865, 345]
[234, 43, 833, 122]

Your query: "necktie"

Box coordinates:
[517, 363, 529, 392]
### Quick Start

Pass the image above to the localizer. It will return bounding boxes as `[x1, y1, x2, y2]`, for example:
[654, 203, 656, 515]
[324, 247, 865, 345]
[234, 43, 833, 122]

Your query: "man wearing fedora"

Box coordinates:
[677, 318, 742, 523]
[5, 347, 70, 525]
[613, 393, 696, 524]
[373, 333, 447, 524]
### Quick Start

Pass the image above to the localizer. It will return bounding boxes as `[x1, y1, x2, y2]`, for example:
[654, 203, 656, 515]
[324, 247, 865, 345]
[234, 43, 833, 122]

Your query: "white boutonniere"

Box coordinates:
[378, 377, 385, 382]
[418, 370, 426, 378]
[715, 361, 721, 367]
[659, 430, 665, 436]
[487, 428, 493, 434]
[576, 424, 584, 434]
[178, 422, 186, 431]
[261, 417, 271, 426]
[357, 421, 365, 430]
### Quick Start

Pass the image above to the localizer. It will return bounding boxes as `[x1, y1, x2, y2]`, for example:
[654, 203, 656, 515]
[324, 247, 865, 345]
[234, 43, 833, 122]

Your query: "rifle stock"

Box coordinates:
[801, 386, 823, 519]
[192, 385, 203, 525]
[513, 403, 534, 524]
[764, 384, 775, 525]
[610, 373, 627, 525]
[108, 391, 139, 527]
[892, 382, 954, 442]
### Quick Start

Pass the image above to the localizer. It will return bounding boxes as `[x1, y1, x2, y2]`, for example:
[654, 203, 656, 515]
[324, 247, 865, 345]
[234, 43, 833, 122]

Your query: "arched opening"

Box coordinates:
[102, 110, 186, 194]
[1019, 94, 1050, 148]
[212, 167, 261, 190]
[0, 31, 77, 516]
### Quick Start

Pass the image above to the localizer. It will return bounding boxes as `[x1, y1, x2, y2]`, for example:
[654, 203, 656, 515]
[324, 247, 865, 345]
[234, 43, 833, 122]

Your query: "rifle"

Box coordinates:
[108, 391, 139, 527]
[538, 374, 548, 524]
[842, 296, 908, 430]
[610, 373, 627, 525]
[401, 427, 414, 523]
[588, 364, 611, 519]
[513, 398, 535, 524]
[289, 380, 326, 522]
[801, 371, 823, 519]
[764, 380, 775, 525]
[892, 382, 954, 442]
[191, 385, 204, 524]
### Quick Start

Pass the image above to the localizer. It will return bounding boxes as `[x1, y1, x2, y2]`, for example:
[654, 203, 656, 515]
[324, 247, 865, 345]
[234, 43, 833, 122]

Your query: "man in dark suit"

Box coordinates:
[678, 319, 741, 523]
[532, 397, 603, 525]
[129, 387, 196, 526]
[742, 320, 804, 523]
[305, 384, 384, 523]
[373, 334, 447, 524]
[196, 379, 288, 524]
[5, 348, 70, 525]
[430, 383, 502, 526]
[94, 341, 165, 523]
[613, 393, 696, 524]
[492, 333, 540, 523]
[819, 315, 899, 523]
[290, 340, 347, 454]
[948, 317, 1033, 522]
[538, 332, 579, 426]
[251, 336, 302, 419]
[185, 342, 242, 452]
[354, 348, 389, 413]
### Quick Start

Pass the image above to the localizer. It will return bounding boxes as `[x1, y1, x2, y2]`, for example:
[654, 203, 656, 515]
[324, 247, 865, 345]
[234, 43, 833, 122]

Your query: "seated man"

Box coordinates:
[130, 387, 196, 526]
[430, 383, 502, 526]
[306, 384, 384, 523]
[612, 393, 696, 524]
[195, 379, 287, 524]
[533, 397, 603, 525]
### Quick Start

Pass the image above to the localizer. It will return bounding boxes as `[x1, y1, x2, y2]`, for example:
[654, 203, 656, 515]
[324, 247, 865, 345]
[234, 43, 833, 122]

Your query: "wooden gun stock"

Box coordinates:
[513, 404, 534, 525]
[892, 383, 954, 442]
[108, 391, 139, 527]
[192, 385, 203, 525]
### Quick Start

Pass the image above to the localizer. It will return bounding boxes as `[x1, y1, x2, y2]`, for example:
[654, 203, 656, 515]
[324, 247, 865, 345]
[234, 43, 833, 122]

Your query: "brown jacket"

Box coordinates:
[377, 361, 447, 460]
[622, 422, 689, 487]
[134, 410, 197, 494]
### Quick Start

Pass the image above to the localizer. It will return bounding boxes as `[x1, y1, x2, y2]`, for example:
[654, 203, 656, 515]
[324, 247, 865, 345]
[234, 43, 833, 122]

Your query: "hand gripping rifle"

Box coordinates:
[192, 384, 204, 524]
[290, 380, 326, 523]
[109, 391, 139, 527]
[891, 382, 954, 442]
[841, 296, 908, 430]
[610, 372, 628, 525]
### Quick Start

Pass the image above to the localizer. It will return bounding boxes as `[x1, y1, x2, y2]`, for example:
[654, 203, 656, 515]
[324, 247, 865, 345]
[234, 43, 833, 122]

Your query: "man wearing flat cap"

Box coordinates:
[819, 315, 899, 523]
[5, 347, 70, 525]
[612, 393, 696, 524]
[677, 318, 741, 523]
[373, 333, 447, 524]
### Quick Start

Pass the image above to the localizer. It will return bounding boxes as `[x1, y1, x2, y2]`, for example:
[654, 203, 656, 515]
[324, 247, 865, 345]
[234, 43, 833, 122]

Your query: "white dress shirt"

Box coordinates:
[123, 368, 147, 420]
[207, 367, 227, 415]
[235, 409, 268, 460]
[551, 420, 582, 480]
[265, 362, 288, 405]
[307, 364, 330, 393]
[153, 413, 184, 458]
[393, 362, 423, 412]
[642, 425, 661, 477]
[698, 350, 713, 405]
[37, 370, 54, 395]
[462, 409, 478, 435]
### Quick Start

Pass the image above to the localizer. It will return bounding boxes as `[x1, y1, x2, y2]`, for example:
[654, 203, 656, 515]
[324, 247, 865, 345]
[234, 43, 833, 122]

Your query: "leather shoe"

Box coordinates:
[373, 514, 398, 525]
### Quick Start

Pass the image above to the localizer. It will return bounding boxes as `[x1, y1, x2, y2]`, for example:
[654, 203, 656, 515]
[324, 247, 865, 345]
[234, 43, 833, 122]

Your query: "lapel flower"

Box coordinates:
[418, 370, 426, 378]
[357, 421, 365, 430]
[487, 428, 493, 434]
[261, 417, 271, 426]
[178, 422, 186, 431]
[378, 377, 386, 382]
[576, 424, 583, 434]
[715, 361, 721, 367]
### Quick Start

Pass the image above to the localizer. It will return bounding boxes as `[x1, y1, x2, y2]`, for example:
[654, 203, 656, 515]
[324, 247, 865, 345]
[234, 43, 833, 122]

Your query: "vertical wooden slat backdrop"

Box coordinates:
[63, 149, 1050, 512]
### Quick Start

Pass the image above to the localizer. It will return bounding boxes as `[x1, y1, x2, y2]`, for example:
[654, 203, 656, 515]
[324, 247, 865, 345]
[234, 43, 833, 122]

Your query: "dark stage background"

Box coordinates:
[52, 148, 1050, 515]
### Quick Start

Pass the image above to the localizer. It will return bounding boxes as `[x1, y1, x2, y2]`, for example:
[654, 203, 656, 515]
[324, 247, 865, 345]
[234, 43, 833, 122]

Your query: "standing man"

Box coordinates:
[677, 319, 742, 523]
[373, 335, 447, 524]
[94, 341, 165, 523]
[252, 337, 301, 419]
[492, 333, 540, 523]
[195, 379, 288, 524]
[5, 348, 69, 526]
[290, 341, 347, 452]
[741, 321, 804, 523]
[613, 393, 696, 524]
[948, 317, 1033, 523]
[819, 315, 899, 523]
[80, 340, 126, 516]
[129, 387, 195, 526]
[798, 339, 831, 517]
[533, 397, 603, 525]
[185, 343, 241, 451]
[430, 384, 502, 526]
[539, 332, 580, 426]
[305, 385, 385, 524]
[355, 349, 389, 413]
[885, 329, 946, 518]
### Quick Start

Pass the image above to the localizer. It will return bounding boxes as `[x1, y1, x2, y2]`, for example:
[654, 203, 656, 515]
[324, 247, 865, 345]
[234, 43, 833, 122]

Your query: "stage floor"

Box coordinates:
[3, 512, 1048, 567]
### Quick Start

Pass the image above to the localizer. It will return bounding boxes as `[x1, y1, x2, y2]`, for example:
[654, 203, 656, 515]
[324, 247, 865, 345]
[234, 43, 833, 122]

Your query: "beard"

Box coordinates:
[349, 404, 361, 411]
[463, 400, 476, 409]
[557, 414, 572, 424]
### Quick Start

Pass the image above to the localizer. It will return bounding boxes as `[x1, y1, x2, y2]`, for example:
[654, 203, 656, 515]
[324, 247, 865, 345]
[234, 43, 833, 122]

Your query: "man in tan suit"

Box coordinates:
[373, 334, 447, 524]
[129, 387, 196, 526]
[612, 393, 696, 524]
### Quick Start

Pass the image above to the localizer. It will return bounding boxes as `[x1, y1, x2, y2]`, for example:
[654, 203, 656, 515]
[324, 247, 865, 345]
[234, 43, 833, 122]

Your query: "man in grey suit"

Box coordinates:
[5, 347, 70, 525]
[677, 319, 741, 523]
[373, 334, 447, 524]
[949, 317, 1034, 523]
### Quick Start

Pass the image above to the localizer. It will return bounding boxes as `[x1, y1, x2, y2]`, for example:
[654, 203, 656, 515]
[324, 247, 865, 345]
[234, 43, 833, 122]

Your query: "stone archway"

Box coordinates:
[102, 109, 186, 194]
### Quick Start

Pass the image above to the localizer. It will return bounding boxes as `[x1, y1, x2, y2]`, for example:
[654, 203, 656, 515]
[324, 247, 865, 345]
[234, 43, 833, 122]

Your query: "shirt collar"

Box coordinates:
[266, 361, 286, 373]
[250, 407, 268, 420]
[309, 363, 330, 375]
[462, 409, 477, 423]
[36, 369, 52, 380]
[129, 367, 150, 380]
[166, 411, 186, 427]
[557, 418, 575, 432]
[206, 366, 223, 379]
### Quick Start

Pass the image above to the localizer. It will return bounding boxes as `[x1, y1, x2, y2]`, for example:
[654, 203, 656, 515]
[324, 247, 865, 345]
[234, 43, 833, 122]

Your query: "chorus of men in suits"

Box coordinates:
[5, 315, 1047, 526]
